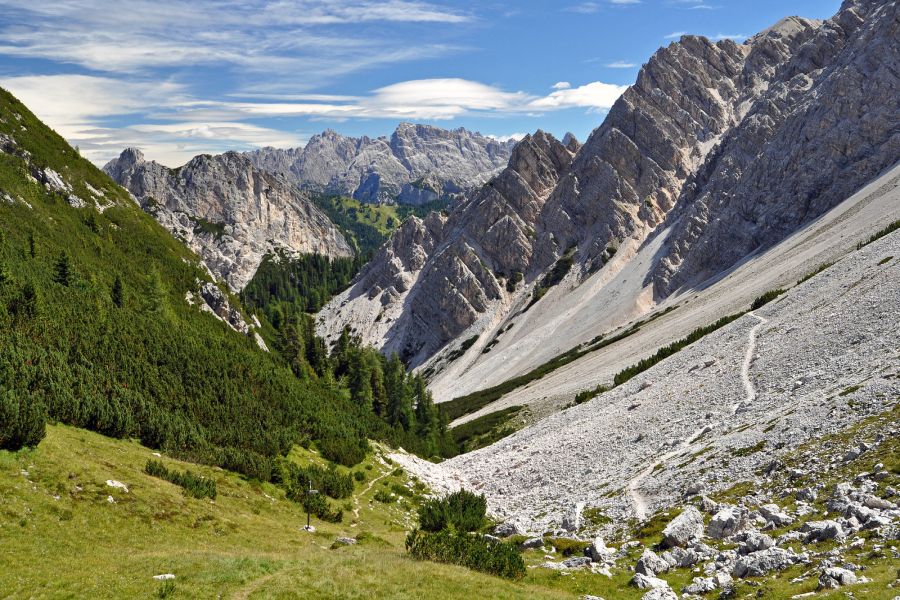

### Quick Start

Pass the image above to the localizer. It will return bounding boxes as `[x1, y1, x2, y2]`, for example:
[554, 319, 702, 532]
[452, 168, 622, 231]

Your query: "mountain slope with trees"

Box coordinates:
[0, 88, 452, 480]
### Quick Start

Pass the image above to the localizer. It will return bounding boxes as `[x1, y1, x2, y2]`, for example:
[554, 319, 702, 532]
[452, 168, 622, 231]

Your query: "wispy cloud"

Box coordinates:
[664, 31, 689, 39]
[605, 61, 637, 68]
[0, 74, 304, 166]
[0, 0, 469, 79]
[566, 0, 639, 12]
[566, 2, 602, 13]
[667, 0, 718, 9]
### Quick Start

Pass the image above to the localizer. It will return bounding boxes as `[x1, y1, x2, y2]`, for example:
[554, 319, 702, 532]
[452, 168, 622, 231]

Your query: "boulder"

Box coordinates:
[661, 546, 701, 568]
[584, 537, 616, 563]
[662, 506, 704, 548]
[641, 589, 678, 600]
[493, 522, 522, 538]
[682, 572, 731, 595]
[635, 549, 670, 577]
[733, 547, 797, 577]
[708, 506, 742, 539]
[333, 537, 357, 547]
[796, 488, 817, 502]
[699, 495, 720, 513]
[759, 504, 794, 527]
[631, 573, 670, 590]
[562, 556, 592, 569]
[738, 531, 775, 555]
[862, 494, 895, 510]
[520, 537, 544, 550]
[802, 520, 845, 543]
[818, 567, 857, 589]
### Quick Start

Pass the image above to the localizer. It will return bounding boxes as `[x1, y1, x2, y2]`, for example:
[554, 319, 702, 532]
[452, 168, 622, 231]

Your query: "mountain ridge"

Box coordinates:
[104, 147, 353, 291]
[246, 122, 517, 205]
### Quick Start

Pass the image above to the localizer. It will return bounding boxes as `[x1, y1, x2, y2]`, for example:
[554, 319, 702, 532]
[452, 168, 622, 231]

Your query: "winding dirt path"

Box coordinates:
[627, 427, 707, 521]
[352, 459, 391, 520]
[627, 312, 767, 520]
[737, 312, 768, 413]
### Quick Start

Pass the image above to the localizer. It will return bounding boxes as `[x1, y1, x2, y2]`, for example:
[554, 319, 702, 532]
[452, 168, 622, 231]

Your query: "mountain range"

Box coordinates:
[246, 123, 517, 205]
[317, 0, 899, 410]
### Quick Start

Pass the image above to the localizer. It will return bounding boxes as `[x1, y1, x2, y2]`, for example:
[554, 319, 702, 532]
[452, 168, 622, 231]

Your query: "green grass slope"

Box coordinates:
[0, 425, 575, 599]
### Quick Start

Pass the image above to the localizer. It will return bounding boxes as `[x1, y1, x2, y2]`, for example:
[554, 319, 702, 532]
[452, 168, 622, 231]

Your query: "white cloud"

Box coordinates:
[610, 0, 641, 4]
[566, 2, 602, 13]
[528, 81, 627, 112]
[711, 33, 748, 41]
[156, 78, 626, 122]
[605, 61, 637, 68]
[0, 74, 301, 166]
[552, 82, 572, 90]
[664, 31, 746, 42]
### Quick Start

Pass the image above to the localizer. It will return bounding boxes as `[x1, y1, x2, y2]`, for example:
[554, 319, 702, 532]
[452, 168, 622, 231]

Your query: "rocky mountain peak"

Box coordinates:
[247, 122, 517, 204]
[105, 149, 352, 290]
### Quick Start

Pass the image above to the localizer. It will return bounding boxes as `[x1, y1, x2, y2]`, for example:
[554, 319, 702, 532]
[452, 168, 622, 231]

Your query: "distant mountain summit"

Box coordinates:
[104, 148, 352, 291]
[246, 123, 518, 205]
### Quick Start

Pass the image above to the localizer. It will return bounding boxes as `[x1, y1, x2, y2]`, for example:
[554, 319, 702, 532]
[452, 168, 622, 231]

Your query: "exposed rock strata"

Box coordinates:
[105, 148, 352, 291]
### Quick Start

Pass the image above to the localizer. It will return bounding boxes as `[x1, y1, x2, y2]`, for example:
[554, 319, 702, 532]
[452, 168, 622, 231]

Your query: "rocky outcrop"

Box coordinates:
[246, 123, 516, 204]
[104, 148, 352, 291]
[651, 0, 900, 295]
[318, 131, 577, 363]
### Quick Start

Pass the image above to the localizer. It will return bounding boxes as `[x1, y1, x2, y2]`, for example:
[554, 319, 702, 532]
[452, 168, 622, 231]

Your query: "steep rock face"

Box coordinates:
[318, 132, 575, 362]
[247, 123, 516, 204]
[104, 149, 352, 291]
[318, 10, 827, 370]
[651, 0, 900, 295]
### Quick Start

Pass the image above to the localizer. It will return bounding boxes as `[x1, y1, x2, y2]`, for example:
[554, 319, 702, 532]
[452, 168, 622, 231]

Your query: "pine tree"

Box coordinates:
[385, 355, 415, 431]
[53, 252, 71, 286]
[111, 275, 124, 307]
[8, 280, 38, 320]
[332, 325, 353, 379]
[414, 375, 437, 441]
[145, 268, 167, 316]
[347, 350, 373, 411]
[370, 362, 387, 417]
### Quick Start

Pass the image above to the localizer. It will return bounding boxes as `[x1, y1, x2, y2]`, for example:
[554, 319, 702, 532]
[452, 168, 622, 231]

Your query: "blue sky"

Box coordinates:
[0, 0, 840, 167]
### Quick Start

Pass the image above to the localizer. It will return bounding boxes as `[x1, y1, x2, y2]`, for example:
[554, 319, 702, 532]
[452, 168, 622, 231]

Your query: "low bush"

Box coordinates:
[417, 489, 487, 533]
[373, 489, 395, 503]
[277, 460, 355, 500]
[290, 488, 343, 523]
[406, 529, 525, 580]
[857, 219, 900, 249]
[751, 288, 786, 310]
[0, 389, 46, 451]
[613, 313, 744, 386]
[144, 459, 217, 500]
